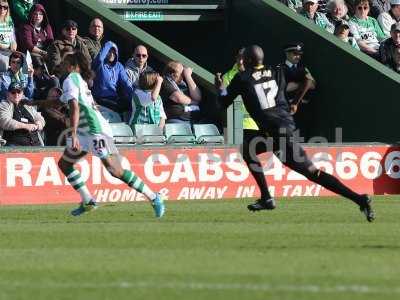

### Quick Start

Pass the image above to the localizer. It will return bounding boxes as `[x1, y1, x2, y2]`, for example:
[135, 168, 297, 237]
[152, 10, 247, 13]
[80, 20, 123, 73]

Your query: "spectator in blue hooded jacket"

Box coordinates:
[91, 41, 132, 119]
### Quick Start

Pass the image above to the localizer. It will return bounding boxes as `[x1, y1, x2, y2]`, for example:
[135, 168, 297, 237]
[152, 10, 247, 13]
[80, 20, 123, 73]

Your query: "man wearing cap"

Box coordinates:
[379, 22, 400, 65]
[279, 43, 316, 115]
[300, 0, 335, 33]
[0, 82, 45, 146]
[378, 0, 400, 36]
[46, 19, 91, 76]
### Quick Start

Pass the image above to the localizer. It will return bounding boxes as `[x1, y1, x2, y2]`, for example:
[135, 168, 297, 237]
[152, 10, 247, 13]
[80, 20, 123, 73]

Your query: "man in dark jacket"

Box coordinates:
[84, 18, 104, 60]
[379, 22, 400, 66]
[46, 20, 91, 76]
[92, 41, 132, 115]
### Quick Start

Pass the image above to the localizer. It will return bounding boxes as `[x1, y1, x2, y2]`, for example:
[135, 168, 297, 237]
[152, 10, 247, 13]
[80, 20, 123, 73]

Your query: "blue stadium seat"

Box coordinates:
[109, 123, 136, 144]
[133, 124, 166, 145]
[193, 124, 224, 144]
[164, 123, 196, 144]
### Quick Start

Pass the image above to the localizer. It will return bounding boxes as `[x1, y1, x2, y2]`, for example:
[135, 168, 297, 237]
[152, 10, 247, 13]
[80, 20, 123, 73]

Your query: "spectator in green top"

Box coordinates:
[300, 0, 335, 33]
[9, 0, 33, 26]
[349, 0, 387, 58]
[0, 0, 17, 72]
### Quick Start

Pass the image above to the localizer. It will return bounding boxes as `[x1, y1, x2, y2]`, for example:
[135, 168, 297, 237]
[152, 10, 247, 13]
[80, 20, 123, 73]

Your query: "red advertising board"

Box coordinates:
[0, 145, 399, 205]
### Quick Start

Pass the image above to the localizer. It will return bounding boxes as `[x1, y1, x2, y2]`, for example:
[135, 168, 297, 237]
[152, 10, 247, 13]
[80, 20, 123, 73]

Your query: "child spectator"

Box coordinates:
[18, 4, 54, 66]
[0, 51, 34, 100]
[0, 0, 17, 72]
[129, 71, 166, 130]
[335, 21, 360, 49]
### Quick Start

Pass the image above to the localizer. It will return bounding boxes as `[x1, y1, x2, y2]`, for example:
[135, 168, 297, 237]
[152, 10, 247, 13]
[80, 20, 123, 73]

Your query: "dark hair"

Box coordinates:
[353, 0, 369, 7]
[139, 71, 158, 90]
[63, 52, 94, 82]
[9, 51, 24, 64]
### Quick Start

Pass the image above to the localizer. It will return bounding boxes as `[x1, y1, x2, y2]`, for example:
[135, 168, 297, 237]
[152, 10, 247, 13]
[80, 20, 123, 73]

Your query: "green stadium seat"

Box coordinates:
[193, 124, 224, 144]
[164, 123, 196, 144]
[109, 123, 136, 144]
[133, 124, 166, 145]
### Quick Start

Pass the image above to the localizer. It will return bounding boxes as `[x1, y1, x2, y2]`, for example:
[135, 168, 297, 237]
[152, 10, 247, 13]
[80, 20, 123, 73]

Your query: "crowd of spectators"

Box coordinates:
[1, 0, 400, 147]
[0, 0, 206, 147]
[281, 0, 400, 69]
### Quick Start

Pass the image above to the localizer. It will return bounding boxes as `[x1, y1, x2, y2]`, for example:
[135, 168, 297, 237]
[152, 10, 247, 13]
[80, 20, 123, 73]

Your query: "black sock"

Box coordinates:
[247, 162, 272, 200]
[310, 171, 362, 205]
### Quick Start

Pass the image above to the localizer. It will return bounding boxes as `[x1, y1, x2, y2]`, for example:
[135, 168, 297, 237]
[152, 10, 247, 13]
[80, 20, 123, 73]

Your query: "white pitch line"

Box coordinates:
[0, 281, 400, 294]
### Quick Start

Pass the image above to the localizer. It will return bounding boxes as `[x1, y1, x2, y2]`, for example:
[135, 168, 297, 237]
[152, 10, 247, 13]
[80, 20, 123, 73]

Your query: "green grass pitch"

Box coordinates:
[0, 196, 399, 300]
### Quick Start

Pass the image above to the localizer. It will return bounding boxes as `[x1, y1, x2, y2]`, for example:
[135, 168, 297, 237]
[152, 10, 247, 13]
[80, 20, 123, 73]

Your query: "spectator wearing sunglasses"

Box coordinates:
[0, 82, 45, 146]
[0, 0, 17, 72]
[46, 19, 91, 76]
[349, 0, 388, 58]
[0, 51, 34, 101]
[125, 45, 154, 88]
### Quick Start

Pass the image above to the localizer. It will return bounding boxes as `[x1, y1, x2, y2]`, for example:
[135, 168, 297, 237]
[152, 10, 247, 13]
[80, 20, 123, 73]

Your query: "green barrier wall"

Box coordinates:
[227, 0, 400, 143]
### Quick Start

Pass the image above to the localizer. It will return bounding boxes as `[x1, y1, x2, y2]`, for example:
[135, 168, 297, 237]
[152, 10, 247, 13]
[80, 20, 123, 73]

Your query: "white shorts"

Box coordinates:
[67, 134, 118, 158]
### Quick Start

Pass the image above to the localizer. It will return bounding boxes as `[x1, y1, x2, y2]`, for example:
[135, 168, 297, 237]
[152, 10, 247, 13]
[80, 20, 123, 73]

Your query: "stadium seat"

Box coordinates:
[109, 123, 136, 144]
[0, 138, 6, 146]
[98, 105, 122, 123]
[164, 123, 196, 144]
[133, 124, 166, 145]
[193, 124, 224, 144]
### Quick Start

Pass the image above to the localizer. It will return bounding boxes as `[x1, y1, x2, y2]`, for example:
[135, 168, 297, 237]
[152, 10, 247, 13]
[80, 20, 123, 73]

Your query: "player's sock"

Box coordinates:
[121, 169, 156, 201]
[66, 167, 93, 204]
[248, 163, 272, 200]
[311, 171, 362, 205]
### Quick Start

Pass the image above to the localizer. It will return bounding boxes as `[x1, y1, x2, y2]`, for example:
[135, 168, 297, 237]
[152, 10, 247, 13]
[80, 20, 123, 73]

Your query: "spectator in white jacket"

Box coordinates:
[378, 0, 400, 36]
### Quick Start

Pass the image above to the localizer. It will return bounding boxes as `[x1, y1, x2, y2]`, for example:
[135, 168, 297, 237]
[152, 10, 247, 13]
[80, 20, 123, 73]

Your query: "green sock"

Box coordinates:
[121, 170, 156, 201]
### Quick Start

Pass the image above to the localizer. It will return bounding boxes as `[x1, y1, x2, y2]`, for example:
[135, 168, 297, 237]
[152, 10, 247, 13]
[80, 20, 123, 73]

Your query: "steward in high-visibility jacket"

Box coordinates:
[222, 61, 259, 130]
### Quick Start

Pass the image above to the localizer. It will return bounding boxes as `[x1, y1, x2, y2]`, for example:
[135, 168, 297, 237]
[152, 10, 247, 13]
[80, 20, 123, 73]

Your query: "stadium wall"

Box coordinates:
[1, 145, 399, 205]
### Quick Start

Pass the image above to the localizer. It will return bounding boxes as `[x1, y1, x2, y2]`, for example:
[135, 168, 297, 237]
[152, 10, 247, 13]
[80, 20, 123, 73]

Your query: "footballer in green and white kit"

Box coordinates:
[60, 72, 117, 158]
